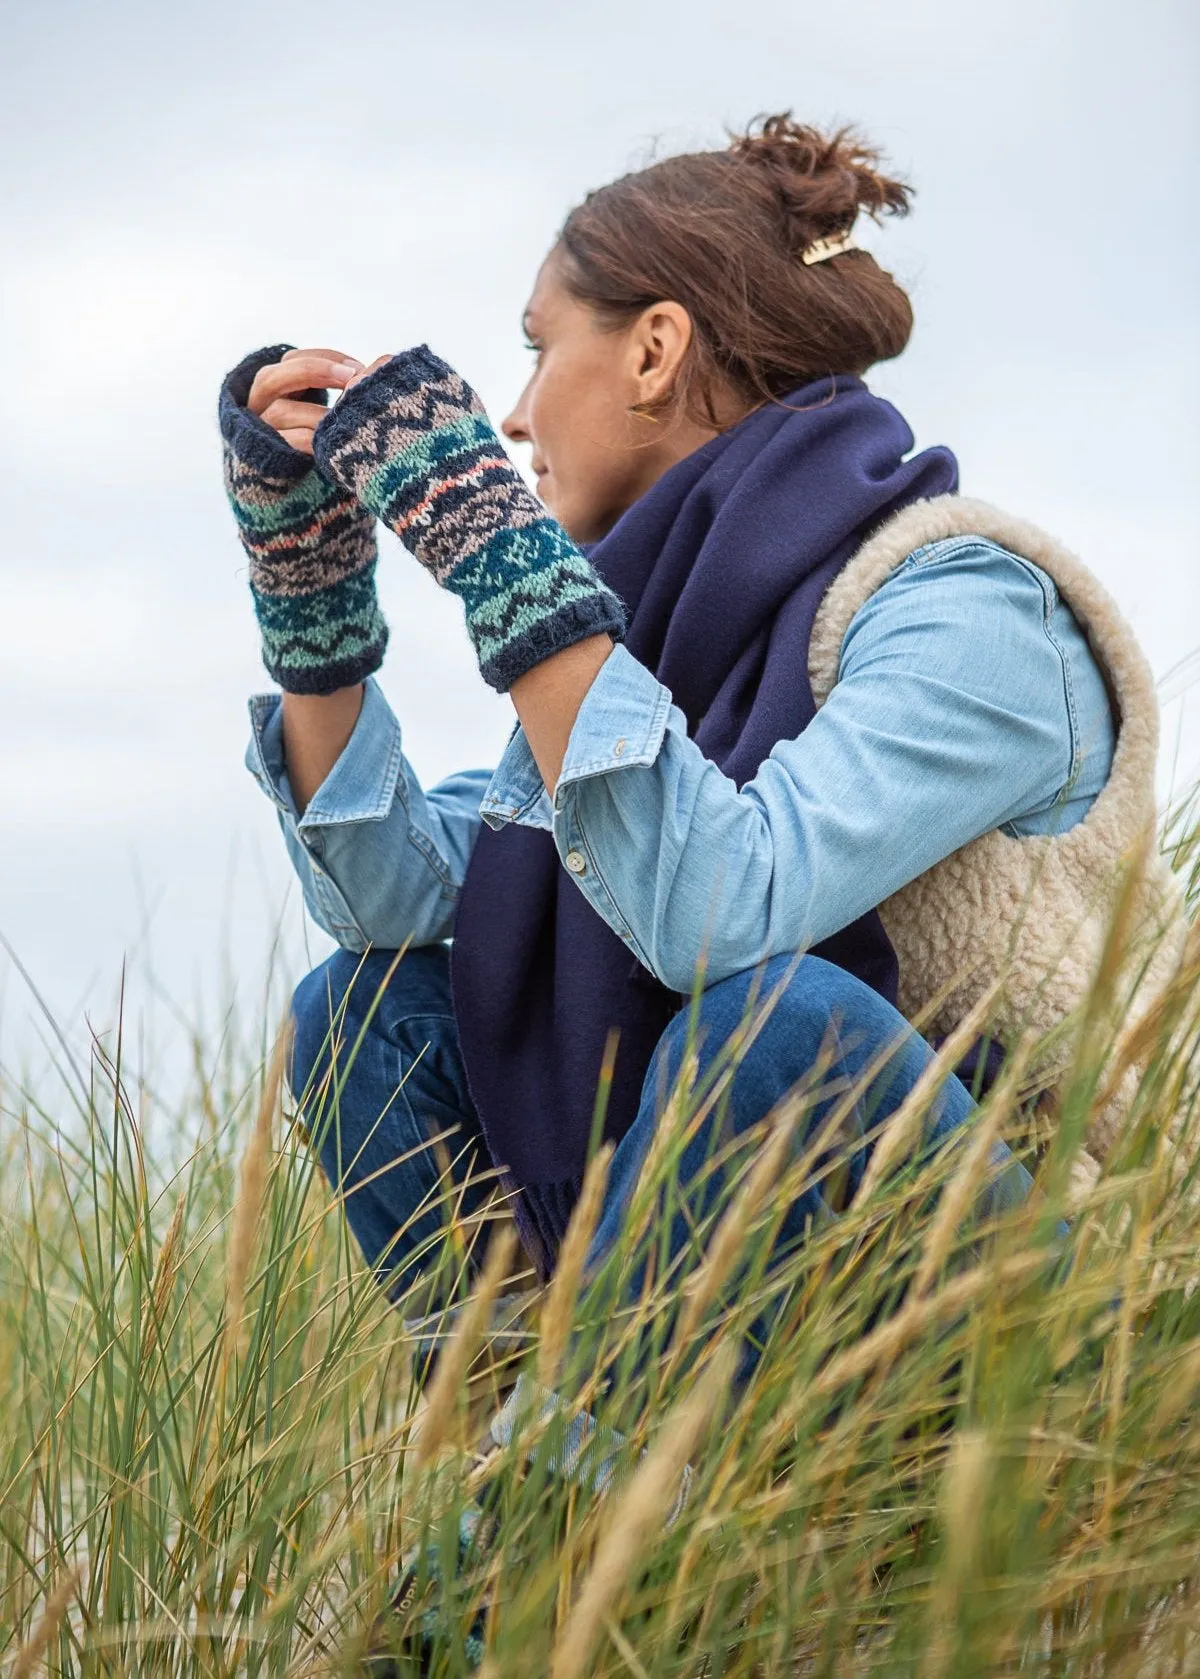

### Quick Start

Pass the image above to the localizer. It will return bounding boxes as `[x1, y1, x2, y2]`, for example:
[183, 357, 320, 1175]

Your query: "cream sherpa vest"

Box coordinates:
[808, 495, 1185, 1166]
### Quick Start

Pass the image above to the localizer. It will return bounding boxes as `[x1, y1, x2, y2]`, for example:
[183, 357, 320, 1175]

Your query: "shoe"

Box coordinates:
[361, 1483, 497, 1676]
[360, 1376, 692, 1674]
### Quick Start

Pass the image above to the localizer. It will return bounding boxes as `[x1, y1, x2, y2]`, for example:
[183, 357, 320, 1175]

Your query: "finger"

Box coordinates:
[278, 429, 316, 455]
[258, 397, 329, 436]
[343, 353, 393, 393]
[249, 355, 360, 411]
[281, 346, 364, 368]
[248, 354, 363, 414]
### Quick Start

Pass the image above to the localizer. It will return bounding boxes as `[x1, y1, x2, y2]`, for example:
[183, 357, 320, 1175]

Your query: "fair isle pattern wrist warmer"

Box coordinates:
[220, 345, 388, 695]
[311, 346, 626, 692]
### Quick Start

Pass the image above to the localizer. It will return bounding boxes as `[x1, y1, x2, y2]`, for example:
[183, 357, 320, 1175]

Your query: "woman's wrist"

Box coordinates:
[509, 634, 614, 799]
[280, 684, 365, 814]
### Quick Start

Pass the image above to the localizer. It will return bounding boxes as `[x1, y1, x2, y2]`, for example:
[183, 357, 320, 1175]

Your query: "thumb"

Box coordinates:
[342, 354, 394, 395]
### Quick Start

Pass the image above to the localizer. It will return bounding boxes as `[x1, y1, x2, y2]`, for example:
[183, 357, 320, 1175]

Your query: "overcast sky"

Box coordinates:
[1, 0, 1196, 1082]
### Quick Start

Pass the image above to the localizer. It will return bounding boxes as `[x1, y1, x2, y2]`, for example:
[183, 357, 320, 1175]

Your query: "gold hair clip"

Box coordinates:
[801, 232, 860, 266]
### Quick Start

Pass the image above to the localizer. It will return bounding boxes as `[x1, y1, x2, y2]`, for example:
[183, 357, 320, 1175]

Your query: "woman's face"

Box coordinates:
[502, 250, 719, 545]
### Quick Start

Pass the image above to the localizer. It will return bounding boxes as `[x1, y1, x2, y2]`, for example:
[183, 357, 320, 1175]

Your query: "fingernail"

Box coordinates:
[332, 361, 361, 379]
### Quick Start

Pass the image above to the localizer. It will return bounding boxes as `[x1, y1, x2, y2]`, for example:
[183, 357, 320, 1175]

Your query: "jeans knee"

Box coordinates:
[696, 953, 835, 1039]
[681, 954, 912, 1101]
[289, 944, 453, 1106]
[289, 949, 365, 1104]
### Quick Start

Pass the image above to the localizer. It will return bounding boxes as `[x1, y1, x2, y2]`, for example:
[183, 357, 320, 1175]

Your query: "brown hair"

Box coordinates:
[558, 114, 915, 426]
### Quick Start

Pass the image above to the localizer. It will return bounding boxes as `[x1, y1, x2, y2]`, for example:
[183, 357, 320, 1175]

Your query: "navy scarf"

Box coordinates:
[450, 377, 958, 1271]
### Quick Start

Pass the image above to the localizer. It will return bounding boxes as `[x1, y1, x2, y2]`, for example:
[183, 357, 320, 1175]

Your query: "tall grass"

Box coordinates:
[2, 824, 1200, 1677]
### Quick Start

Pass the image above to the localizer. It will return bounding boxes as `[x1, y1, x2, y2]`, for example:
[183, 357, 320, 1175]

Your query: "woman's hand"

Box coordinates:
[311, 346, 625, 695]
[247, 347, 364, 453]
[343, 353, 392, 393]
[219, 343, 387, 704]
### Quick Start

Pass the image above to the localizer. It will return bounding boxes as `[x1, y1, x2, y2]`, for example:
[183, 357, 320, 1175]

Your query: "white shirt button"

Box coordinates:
[564, 849, 587, 875]
[613, 737, 627, 757]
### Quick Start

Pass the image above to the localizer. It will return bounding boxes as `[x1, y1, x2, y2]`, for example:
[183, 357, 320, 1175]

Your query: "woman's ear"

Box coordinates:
[629, 301, 693, 410]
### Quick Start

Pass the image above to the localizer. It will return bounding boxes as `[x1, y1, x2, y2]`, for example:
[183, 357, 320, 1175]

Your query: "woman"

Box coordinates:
[221, 113, 1175, 1653]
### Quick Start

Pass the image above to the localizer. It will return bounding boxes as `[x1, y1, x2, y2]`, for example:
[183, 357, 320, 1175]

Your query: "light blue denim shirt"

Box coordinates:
[246, 536, 1115, 993]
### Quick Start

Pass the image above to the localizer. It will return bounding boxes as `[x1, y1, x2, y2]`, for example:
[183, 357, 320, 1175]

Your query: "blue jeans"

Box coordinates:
[290, 946, 1033, 1305]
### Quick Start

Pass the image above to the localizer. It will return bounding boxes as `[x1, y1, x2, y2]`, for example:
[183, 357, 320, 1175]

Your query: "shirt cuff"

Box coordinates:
[556, 642, 672, 792]
[479, 723, 553, 831]
[244, 677, 406, 831]
[478, 644, 672, 833]
[245, 693, 299, 817]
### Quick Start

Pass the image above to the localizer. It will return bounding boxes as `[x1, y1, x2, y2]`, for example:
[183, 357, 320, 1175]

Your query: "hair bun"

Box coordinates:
[558, 113, 917, 419]
[729, 114, 911, 256]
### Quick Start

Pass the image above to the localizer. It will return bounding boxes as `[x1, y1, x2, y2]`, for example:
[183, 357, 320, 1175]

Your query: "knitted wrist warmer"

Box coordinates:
[220, 345, 388, 695]
[311, 346, 626, 692]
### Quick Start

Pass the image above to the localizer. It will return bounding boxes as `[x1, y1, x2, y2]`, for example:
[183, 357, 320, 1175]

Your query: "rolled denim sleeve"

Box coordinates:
[481, 540, 1112, 995]
[246, 677, 491, 950]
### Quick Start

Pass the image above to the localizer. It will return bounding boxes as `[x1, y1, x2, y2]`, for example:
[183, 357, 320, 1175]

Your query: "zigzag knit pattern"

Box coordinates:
[220, 345, 388, 695]
[312, 346, 626, 691]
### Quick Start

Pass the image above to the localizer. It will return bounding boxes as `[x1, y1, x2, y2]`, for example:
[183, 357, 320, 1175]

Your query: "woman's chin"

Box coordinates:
[541, 483, 582, 536]
[539, 481, 623, 546]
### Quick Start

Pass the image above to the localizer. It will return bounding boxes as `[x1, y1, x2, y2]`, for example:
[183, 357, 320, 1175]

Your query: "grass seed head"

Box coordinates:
[538, 1143, 612, 1390]
[549, 1341, 735, 1679]
[223, 1018, 289, 1368]
[12, 1565, 83, 1679]
[414, 1223, 519, 1472]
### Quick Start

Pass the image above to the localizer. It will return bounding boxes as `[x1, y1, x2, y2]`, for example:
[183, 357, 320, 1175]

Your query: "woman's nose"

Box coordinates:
[501, 390, 531, 444]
